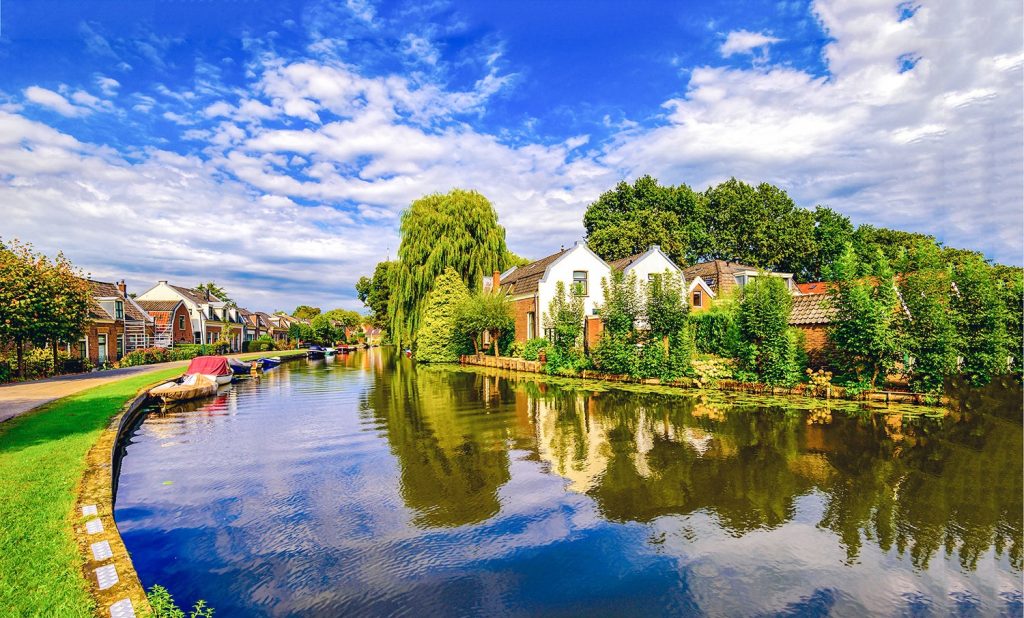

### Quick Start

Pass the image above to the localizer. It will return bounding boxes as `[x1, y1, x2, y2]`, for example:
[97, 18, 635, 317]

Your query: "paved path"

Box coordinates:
[0, 353, 291, 424]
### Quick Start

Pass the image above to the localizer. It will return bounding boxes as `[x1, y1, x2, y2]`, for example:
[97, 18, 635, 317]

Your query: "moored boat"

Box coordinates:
[185, 356, 234, 385]
[306, 345, 326, 359]
[227, 358, 251, 374]
[324, 347, 337, 356]
[258, 356, 281, 369]
[151, 374, 217, 403]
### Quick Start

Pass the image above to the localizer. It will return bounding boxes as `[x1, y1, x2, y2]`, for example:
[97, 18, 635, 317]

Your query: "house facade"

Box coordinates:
[497, 242, 611, 344]
[70, 279, 153, 365]
[682, 260, 796, 299]
[788, 293, 837, 367]
[136, 281, 247, 351]
[137, 299, 192, 346]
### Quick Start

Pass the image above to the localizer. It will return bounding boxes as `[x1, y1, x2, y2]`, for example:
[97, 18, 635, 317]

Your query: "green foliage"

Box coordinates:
[543, 281, 586, 356]
[119, 347, 171, 367]
[689, 306, 739, 356]
[826, 246, 903, 387]
[389, 189, 510, 347]
[521, 338, 551, 361]
[646, 270, 689, 342]
[292, 305, 321, 320]
[246, 335, 277, 353]
[147, 585, 215, 618]
[195, 282, 231, 304]
[951, 255, 1011, 386]
[311, 314, 337, 344]
[735, 275, 799, 385]
[599, 270, 642, 336]
[416, 268, 471, 363]
[455, 290, 513, 356]
[897, 245, 959, 393]
[992, 265, 1023, 377]
[356, 261, 394, 332]
[591, 332, 638, 376]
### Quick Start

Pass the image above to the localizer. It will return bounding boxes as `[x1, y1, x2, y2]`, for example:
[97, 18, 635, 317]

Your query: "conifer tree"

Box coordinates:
[416, 268, 470, 363]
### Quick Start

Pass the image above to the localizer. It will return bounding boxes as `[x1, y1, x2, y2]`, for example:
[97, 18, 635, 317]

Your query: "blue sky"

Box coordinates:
[1, 0, 1021, 312]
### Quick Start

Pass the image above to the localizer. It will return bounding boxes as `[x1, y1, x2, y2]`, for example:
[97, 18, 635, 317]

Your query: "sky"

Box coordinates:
[0, 0, 1021, 313]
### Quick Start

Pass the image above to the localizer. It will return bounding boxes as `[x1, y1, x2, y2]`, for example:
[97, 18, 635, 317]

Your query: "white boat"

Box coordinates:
[184, 356, 235, 385]
[151, 374, 217, 403]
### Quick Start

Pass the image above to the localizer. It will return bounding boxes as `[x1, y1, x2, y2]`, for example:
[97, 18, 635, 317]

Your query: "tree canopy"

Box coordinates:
[356, 261, 393, 331]
[416, 268, 470, 363]
[195, 281, 232, 304]
[292, 305, 322, 320]
[388, 189, 511, 347]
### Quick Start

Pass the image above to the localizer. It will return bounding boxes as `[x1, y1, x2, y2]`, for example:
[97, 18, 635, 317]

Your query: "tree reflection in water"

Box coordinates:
[375, 358, 1021, 575]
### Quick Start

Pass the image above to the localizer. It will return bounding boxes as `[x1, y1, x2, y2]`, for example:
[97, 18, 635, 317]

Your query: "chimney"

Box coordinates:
[205, 289, 210, 301]
[117, 280, 127, 297]
[158, 280, 168, 285]
[492, 270, 501, 292]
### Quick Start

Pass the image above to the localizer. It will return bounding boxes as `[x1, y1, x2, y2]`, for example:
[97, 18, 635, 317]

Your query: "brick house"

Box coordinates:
[69, 279, 153, 365]
[258, 312, 290, 343]
[137, 299, 192, 346]
[682, 260, 797, 299]
[788, 293, 837, 367]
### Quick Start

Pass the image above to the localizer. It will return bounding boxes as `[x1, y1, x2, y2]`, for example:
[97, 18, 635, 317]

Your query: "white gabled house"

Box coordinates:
[494, 242, 694, 345]
[136, 281, 247, 351]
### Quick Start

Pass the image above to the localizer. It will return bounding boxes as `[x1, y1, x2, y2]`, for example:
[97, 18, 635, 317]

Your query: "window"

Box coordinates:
[572, 271, 588, 296]
[648, 273, 657, 283]
[116, 335, 124, 359]
[692, 291, 703, 307]
[115, 301, 124, 320]
[527, 312, 536, 339]
[97, 334, 108, 364]
[79, 338, 88, 360]
[178, 315, 185, 330]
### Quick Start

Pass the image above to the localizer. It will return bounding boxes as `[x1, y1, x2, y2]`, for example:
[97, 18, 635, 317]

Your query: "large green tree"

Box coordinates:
[389, 189, 510, 347]
[416, 268, 471, 363]
[292, 305, 321, 320]
[455, 291, 513, 356]
[195, 281, 232, 304]
[951, 255, 1011, 386]
[355, 261, 393, 331]
[735, 275, 799, 385]
[826, 246, 902, 387]
[897, 245, 959, 394]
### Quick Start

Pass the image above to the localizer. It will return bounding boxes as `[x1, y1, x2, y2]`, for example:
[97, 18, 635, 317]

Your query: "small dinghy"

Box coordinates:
[258, 356, 281, 369]
[227, 358, 251, 374]
[185, 356, 234, 385]
[151, 374, 217, 403]
[324, 347, 337, 356]
[306, 345, 326, 360]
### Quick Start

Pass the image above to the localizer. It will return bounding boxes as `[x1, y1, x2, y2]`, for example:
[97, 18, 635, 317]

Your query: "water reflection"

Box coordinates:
[116, 349, 1022, 616]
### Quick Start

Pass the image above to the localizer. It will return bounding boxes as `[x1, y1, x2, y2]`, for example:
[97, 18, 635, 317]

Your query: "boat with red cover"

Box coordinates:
[185, 356, 235, 385]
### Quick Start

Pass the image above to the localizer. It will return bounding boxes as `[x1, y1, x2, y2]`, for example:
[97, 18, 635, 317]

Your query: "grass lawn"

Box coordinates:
[0, 350, 305, 616]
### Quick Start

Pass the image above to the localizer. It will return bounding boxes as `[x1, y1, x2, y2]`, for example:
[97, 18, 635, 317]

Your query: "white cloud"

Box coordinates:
[96, 76, 120, 96]
[23, 86, 92, 117]
[720, 30, 782, 57]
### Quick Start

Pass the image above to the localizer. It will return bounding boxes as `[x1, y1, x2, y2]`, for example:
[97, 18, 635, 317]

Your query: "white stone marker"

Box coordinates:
[82, 505, 98, 517]
[91, 540, 113, 561]
[109, 598, 136, 618]
[95, 564, 118, 590]
[85, 518, 104, 534]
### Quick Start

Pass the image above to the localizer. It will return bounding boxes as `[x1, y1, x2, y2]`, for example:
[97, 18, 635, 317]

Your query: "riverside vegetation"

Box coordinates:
[358, 181, 1022, 396]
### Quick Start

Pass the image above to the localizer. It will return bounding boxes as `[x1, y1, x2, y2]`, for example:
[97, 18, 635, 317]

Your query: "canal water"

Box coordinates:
[115, 349, 1022, 617]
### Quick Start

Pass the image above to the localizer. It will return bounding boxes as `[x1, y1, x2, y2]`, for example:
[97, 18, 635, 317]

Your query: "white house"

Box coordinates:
[608, 244, 684, 289]
[136, 281, 247, 350]
[496, 241, 611, 344]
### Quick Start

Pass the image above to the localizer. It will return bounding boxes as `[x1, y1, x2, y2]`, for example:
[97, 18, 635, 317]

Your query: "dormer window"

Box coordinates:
[692, 291, 703, 307]
[115, 301, 124, 320]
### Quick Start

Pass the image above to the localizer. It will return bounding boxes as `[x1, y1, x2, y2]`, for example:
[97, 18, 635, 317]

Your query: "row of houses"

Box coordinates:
[488, 241, 835, 355]
[72, 279, 308, 366]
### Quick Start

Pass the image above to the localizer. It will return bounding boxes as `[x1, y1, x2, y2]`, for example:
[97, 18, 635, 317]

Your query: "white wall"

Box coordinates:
[537, 243, 611, 324]
[623, 247, 682, 287]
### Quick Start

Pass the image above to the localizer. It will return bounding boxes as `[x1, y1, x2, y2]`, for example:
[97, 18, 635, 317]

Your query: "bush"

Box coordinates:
[243, 336, 276, 353]
[167, 344, 209, 361]
[591, 333, 638, 376]
[147, 584, 214, 618]
[119, 347, 171, 367]
[543, 346, 590, 376]
[690, 307, 739, 356]
[521, 338, 551, 361]
[0, 360, 10, 383]
[506, 341, 524, 358]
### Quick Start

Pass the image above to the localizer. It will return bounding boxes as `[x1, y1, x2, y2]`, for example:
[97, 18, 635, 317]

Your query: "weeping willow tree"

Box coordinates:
[389, 189, 510, 347]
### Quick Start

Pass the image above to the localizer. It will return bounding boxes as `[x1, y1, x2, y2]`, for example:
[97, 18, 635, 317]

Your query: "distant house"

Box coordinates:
[71, 279, 153, 365]
[258, 312, 290, 343]
[496, 241, 611, 344]
[137, 299, 191, 347]
[136, 281, 247, 351]
[682, 260, 796, 299]
[788, 293, 838, 366]
[238, 308, 271, 343]
[607, 245, 710, 312]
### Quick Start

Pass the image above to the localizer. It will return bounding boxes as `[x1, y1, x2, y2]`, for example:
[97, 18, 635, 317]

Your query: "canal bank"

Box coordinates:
[0, 351, 305, 617]
[459, 353, 950, 406]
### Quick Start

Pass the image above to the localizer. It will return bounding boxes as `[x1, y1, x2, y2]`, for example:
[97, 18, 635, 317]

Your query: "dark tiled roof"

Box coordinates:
[137, 300, 182, 313]
[608, 251, 645, 271]
[170, 284, 220, 305]
[87, 279, 148, 322]
[500, 249, 567, 295]
[89, 279, 121, 298]
[789, 293, 837, 325]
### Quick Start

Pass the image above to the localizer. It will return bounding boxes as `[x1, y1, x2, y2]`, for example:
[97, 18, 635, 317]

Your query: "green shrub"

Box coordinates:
[591, 333, 638, 376]
[689, 307, 739, 356]
[521, 338, 551, 361]
[119, 347, 171, 367]
[147, 584, 214, 618]
[506, 341, 525, 358]
[168, 344, 208, 361]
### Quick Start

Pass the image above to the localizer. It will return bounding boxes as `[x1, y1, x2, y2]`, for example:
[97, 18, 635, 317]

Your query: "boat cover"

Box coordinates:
[227, 358, 250, 374]
[186, 356, 233, 376]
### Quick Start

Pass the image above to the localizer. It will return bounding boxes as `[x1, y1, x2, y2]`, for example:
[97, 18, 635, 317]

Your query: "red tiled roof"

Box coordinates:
[797, 282, 834, 295]
[500, 249, 567, 295]
[137, 300, 182, 313]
